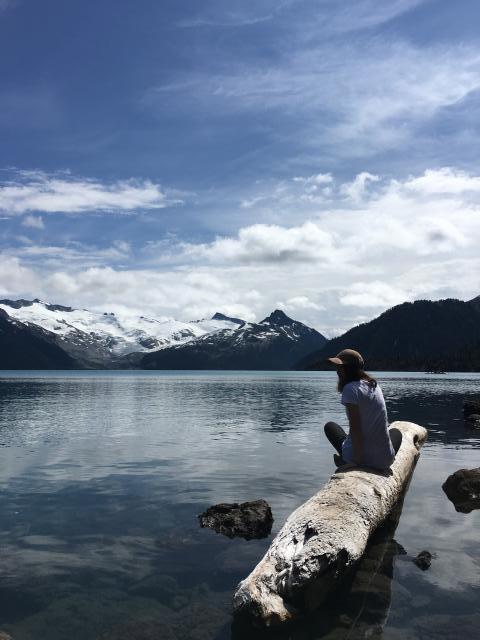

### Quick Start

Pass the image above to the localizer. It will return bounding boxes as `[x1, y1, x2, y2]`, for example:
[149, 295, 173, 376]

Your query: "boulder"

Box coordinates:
[465, 413, 480, 430]
[199, 499, 273, 540]
[442, 468, 480, 513]
[413, 550, 432, 570]
[463, 400, 480, 417]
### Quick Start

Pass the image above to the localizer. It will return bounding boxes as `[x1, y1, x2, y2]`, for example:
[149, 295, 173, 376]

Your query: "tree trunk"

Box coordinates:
[232, 421, 427, 626]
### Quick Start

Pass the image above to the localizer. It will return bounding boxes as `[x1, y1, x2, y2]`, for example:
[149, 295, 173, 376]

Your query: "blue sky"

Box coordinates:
[1, 0, 480, 333]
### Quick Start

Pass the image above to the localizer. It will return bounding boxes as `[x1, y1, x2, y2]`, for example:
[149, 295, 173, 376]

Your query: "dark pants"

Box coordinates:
[324, 421, 403, 459]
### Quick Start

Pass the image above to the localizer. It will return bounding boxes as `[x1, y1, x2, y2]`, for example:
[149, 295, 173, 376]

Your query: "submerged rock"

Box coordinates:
[97, 618, 176, 640]
[96, 596, 230, 640]
[199, 499, 273, 540]
[412, 613, 480, 640]
[413, 550, 432, 570]
[0, 633, 14, 640]
[442, 468, 480, 513]
[465, 413, 480, 430]
[463, 400, 480, 417]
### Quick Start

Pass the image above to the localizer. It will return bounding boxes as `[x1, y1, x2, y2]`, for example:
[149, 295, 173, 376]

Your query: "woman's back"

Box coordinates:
[341, 380, 394, 469]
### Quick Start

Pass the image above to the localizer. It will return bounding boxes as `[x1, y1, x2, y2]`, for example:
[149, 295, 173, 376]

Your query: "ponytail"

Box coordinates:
[338, 363, 377, 391]
[361, 371, 377, 389]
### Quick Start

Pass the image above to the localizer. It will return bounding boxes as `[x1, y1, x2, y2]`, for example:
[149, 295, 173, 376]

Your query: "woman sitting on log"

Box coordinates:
[324, 349, 402, 470]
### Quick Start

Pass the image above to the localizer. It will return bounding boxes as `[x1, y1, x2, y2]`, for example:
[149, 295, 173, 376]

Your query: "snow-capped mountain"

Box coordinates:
[142, 309, 328, 370]
[0, 307, 77, 370]
[0, 299, 243, 368]
[0, 299, 327, 370]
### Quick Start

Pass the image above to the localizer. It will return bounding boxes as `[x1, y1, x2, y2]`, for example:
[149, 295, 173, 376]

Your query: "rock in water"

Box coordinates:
[199, 499, 273, 540]
[463, 400, 480, 417]
[413, 550, 432, 570]
[465, 413, 480, 430]
[442, 468, 480, 513]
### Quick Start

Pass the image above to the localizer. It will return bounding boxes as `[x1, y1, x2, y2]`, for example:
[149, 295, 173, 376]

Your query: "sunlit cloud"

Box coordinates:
[0, 170, 181, 215]
[182, 222, 336, 265]
[404, 167, 480, 194]
[2, 167, 479, 334]
[339, 282, 409, 308]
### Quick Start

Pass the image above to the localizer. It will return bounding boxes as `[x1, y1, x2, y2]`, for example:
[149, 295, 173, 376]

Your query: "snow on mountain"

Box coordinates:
[142, 309, 328, 370]
[0, 299, 241, 357]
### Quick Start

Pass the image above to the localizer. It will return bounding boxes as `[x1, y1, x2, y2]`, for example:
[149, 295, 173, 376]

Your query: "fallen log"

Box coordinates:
[233, 421, 427, 626]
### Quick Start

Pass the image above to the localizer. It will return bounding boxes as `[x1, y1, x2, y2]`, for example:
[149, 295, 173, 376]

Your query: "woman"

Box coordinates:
[324, 349, 402, 470]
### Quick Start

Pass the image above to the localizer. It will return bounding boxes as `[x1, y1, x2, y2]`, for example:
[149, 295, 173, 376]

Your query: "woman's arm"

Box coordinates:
[345, 403, 363, 464]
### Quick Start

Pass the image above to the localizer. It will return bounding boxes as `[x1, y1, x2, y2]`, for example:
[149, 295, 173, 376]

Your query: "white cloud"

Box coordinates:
[293, 173, 333, 186]
[22, 214, 44, 229]
[177, 1, 428, 35]
[163, 167, 477, 270]
[175, 0, 294, 28]
[404, 167, 480, 195]
[146, 41, 480, 157]
[341, 172, 380, 203]
[278, 296, 325, 311]
[0, 256, 39, 297]
[182, 221, 336, 264]
[316, 0, 428, 34]
[339, 281, 409, 308]
[240, 195, 266, 209]
[40, 266, 259, 323]
[0, 170, 179, 215]
[3, 167, 480, 334]
[3, 241, 131, 269]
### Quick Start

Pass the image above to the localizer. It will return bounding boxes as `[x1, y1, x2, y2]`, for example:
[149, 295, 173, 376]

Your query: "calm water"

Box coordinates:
[0, 371, 478, 640]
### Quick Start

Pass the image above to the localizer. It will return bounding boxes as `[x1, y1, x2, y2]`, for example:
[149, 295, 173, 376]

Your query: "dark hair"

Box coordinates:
[337, 363, 377, 392]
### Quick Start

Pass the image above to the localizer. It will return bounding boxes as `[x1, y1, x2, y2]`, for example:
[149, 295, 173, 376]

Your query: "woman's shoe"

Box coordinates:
[334, 453, 346, 467]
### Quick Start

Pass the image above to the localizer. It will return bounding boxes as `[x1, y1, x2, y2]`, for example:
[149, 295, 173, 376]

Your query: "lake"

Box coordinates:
[0, 371, 478, 639]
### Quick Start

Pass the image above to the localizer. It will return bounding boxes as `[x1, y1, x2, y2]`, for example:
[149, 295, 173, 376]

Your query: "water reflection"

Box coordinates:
[0, 372, 478, 639]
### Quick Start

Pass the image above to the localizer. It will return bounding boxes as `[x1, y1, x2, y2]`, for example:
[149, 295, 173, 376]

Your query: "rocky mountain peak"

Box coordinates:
[211, 312, 244, 325]
[0, 298, 35, 309]
[261, 309, 295, 326]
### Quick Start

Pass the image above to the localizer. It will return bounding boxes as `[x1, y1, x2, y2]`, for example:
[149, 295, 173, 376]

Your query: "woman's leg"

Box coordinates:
[389, 427, 402, 454]
[324, 421, 347, 455]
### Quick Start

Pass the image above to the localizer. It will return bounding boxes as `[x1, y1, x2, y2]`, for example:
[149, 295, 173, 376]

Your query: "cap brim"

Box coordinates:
[327, 357, 343, 365]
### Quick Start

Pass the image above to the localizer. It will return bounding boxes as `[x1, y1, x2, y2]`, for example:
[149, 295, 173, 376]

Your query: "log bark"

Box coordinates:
[232, 421, 427, 626]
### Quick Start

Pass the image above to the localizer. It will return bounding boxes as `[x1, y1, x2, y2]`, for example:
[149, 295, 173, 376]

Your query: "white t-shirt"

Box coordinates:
[341, 379, 395, 469]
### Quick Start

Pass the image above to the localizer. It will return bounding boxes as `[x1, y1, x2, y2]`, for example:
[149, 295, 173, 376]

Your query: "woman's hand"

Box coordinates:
[345, 403, 363, 464]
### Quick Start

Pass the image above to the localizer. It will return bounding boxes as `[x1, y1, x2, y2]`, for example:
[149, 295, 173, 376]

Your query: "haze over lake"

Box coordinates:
[0, 371, 478, 639]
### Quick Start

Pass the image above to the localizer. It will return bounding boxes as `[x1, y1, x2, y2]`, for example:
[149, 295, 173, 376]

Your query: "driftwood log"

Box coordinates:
[233, 421, 427, 626]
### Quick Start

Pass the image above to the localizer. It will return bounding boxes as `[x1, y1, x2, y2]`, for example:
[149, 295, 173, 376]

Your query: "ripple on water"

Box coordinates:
[0, 371, 478, 639]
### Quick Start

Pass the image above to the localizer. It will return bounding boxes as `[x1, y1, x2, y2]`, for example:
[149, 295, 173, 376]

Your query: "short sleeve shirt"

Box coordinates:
[341, 380, 394, 469]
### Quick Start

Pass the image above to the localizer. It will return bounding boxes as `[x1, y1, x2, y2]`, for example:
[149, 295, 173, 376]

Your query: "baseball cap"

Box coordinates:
[327, 349, 365, 368]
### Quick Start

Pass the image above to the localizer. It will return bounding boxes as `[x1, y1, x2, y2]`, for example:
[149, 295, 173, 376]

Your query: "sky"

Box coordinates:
[1, 0, 480, 335]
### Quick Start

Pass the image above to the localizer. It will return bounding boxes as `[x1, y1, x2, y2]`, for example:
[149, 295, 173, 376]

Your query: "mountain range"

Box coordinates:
[142, 309, 327, 370]
[0, 299, 327, 370]
[0, 296, 479, 371]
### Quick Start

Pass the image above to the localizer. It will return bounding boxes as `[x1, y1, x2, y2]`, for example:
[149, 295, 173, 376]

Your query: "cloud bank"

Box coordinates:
[2, 167, 479, 335]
